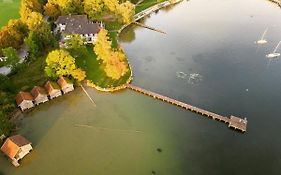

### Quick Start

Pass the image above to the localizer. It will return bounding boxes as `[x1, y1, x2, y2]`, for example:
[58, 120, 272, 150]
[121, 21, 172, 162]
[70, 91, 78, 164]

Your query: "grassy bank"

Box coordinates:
[0, 0, 20, 28]
[76, 46, 131, 88]
[135, 0, 166, 13]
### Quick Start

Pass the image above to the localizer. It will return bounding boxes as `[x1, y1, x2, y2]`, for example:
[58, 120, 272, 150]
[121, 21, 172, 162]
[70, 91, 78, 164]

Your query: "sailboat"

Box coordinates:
[256, 28, 268, 44]
[266, 41, 281, 58]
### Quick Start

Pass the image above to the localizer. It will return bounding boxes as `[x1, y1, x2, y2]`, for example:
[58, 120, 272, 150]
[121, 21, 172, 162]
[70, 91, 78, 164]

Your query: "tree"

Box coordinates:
[23, 12, 56, 59]
[104, 50, 128, 79]
[94, 28, 112, 63]
[0, 19, 28, 55]
[24, 31, 41, 58]
[117, 1, 135, 24]
[0, 111, 13, 137]
[2, 47, 20, 69]
[20, 0, 43, 23]
[44, 1, 61, 18]
[45, 49, 86, 81]
[65, 34, 87, 58]
[84, 0, 104, 20]
[44, 0, 83, 17]
[94, 29, 128, 80]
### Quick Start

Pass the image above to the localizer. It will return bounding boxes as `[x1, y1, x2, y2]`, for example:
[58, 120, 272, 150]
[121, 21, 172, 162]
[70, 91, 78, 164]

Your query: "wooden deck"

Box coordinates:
[126, 84, 247, 132]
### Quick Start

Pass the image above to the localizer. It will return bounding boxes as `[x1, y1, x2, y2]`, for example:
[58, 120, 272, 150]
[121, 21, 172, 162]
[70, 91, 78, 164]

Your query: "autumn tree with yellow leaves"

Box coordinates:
[94, 29, 128, 80]
[45, 49, 86, 81]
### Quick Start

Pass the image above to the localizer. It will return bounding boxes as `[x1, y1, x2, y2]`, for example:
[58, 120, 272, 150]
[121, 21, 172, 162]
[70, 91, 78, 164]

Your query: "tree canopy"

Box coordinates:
[45, 49, 86, 81]
[65, 34, 87, 58]
[94, 29, 128, 80]
[0, 19, 28, 56]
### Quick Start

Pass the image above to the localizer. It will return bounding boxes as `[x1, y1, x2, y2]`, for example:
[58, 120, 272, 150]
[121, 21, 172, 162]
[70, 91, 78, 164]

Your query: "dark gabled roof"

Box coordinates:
[55, 15, 101, 35]
[9, 135, 31, 147]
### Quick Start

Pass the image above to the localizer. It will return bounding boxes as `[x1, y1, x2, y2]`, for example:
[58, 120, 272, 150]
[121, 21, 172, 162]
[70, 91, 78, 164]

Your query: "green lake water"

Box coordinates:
[1, 0, 281, 174]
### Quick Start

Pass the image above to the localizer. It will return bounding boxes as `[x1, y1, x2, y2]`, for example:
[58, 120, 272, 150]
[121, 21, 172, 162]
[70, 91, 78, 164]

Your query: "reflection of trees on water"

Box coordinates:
[119, 18, 148, 43]
[119, 25, 136, 43]
[119, 1, 184, 43]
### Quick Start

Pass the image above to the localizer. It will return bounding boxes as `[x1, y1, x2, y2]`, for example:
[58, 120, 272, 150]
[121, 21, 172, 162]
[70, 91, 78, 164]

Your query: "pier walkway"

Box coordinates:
[126, 84, 247, 132]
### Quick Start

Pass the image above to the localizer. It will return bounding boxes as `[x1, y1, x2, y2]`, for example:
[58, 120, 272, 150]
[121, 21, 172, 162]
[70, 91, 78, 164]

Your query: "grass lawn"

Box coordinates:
[0, 0, 21, 28]
[135, 0, 166, 14]
[10, 56, 48, 92]
[76, 46, 131, 88]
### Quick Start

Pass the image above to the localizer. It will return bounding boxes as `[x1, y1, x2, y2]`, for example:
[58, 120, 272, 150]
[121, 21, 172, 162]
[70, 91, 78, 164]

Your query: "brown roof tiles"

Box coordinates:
[15, 92, 34, 106]
[31, 86, 47, 98]
[1, 135, 31, 159]
[45, 81, 61, 94]
[57, 76, 73, 88]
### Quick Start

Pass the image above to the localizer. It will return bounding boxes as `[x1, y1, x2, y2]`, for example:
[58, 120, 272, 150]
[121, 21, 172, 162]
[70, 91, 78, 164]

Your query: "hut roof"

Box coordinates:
[45, 81, 61, 94]
[15, 91, 34, 105]
[57, 76, 73, 88]
[1, 135, 31, 159]
[55, 15, 100, 35]
[31, 86, 47, 98]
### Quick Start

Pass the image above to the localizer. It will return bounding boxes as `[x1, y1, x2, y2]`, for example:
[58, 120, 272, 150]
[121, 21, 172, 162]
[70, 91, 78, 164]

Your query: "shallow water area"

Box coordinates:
[1, 0, 281, 174]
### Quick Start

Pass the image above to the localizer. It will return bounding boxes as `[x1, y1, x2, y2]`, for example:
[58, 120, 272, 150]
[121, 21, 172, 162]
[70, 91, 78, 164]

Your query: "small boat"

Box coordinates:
[256, 39, 267, 44]
[266, 41, 281, 58]
[266, 53, 280, 58]
[256, 28, 268, 45]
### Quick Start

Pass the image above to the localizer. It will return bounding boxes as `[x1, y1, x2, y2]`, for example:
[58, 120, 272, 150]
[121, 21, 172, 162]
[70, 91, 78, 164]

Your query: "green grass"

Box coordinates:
[0, 0, 21, 28]
[135, 0, 165, 14]
[76, 46, 131, 88]
[104, 21, 123, 31]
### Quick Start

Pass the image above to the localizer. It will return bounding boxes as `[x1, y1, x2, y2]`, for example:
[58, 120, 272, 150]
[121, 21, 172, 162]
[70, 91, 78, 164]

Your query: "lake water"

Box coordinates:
[1, 0, 281, 174]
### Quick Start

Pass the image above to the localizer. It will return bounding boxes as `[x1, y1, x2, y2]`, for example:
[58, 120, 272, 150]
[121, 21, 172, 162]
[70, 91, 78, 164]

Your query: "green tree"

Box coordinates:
[2, 47, 20, 69]
[65, 34, 87, 58]
[0, 111, 13, 137]
[45, 49, 86, 81]
[23, 12, 56, 59]
[24, 31, 41, 59]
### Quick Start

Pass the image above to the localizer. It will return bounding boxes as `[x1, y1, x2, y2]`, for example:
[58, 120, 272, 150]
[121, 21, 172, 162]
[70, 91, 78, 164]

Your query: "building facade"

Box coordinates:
[1, 135, 33, 167]
[16, 92, 34, 111]
[55, 15, 103, 45]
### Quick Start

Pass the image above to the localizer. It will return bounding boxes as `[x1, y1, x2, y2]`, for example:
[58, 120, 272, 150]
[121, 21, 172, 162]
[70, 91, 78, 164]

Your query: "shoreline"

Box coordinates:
[268, 0, 281, 7]
[88, 0, 184, 92]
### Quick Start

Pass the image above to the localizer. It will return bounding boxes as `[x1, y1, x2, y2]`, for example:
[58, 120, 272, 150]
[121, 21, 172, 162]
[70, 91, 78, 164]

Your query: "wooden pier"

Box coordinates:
[126, 84, 247, 132]
[133, 22, 166, 34]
